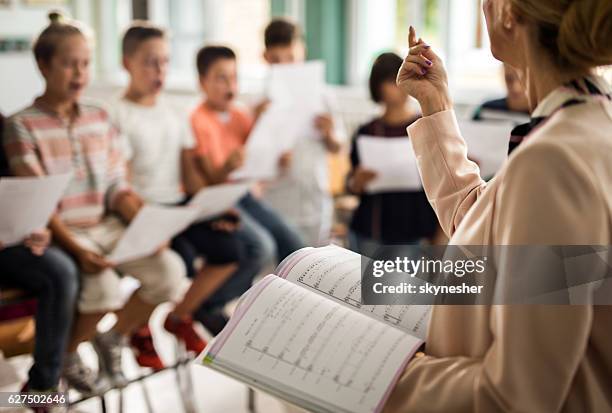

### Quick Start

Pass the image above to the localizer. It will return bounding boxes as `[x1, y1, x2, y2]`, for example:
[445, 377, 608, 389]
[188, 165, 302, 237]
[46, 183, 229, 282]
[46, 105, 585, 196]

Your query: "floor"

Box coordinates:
[0, 301, 289, 413]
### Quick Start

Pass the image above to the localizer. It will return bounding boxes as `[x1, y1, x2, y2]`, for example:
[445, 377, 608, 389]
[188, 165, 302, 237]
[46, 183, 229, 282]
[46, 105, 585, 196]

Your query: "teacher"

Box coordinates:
[385, 0, 612, 412]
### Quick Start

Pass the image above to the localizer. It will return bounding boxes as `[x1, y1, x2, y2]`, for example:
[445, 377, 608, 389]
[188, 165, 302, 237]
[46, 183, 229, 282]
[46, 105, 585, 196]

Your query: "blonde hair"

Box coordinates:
[510, 0, 612, 71]
[33, 11, 87, 64]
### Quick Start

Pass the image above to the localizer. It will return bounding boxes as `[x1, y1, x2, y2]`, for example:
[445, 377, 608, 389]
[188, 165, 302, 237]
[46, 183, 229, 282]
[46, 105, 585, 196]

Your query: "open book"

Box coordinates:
[198, 245, 430, 413]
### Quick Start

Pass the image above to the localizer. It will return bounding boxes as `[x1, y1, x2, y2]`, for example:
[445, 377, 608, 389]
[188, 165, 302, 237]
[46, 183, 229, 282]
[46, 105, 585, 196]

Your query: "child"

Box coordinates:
[190, 45, 305, 268]
[111, 23, 251, 358]
[260, 18, 344, 246]
[347, 52, 439, 255]
[3, 13, 188, 394]
[1, 117, 78, 411]
[472, 63, 530, 122]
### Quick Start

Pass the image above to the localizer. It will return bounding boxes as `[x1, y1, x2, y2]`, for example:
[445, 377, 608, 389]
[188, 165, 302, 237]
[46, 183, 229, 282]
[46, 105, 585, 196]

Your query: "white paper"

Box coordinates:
[231, 104, 306, 180]
[188, 181, 252, 221]
[267, 60, 326, 112]
[357, 135, 422, 193]
[0, 174, 71, 245]
[107, 205, 197, 264]
[458, 120, 514, 178]
[231, 62, 327, 180]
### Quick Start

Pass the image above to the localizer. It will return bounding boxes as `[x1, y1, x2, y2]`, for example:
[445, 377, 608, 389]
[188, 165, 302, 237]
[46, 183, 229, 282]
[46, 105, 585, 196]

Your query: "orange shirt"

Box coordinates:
[190, 103, 254, 168]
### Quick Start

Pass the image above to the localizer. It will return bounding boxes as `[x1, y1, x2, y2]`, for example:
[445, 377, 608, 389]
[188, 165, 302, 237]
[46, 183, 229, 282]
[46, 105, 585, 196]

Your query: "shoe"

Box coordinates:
[62, 352, 109, 397]
[194, 309, 228, 336]
[92, 331, 129, 388]
[164, 314, 207, 354]
[130, 325, 165, 370]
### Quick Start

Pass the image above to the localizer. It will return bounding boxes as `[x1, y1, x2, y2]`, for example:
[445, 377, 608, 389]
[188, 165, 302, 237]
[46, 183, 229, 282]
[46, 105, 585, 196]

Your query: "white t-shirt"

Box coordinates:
[109, 98, 195, 205]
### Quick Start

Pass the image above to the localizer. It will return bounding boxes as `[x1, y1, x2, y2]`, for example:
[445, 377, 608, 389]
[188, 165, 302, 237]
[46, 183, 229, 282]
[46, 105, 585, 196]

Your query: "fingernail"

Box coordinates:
[421, 68, 427, 75]
[424, 44, 431, 49]
[426, 59, 433, 66]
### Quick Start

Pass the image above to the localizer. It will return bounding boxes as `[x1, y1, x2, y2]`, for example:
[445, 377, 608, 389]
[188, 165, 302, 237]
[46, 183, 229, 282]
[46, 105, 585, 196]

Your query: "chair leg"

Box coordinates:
[100, 394, 107, 413]
[118, 388, 124, 413]
[139, 378, 155, 413]
[174, 341, 196, 413]
[247, 387, 256, 413]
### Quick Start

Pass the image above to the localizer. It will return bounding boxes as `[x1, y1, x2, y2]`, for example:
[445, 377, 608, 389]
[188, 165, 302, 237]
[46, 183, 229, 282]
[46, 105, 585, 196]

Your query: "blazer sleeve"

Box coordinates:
[407, 110, 485, 237]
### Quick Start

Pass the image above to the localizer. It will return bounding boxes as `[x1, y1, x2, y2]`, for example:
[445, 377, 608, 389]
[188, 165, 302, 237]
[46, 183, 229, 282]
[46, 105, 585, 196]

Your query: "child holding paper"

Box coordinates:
[190, 45, 305, 266]
[347, 53, 439, 255]
[1, 130, 79, 407]
[3, 13, 190, 394]
[260, 18, 344, 246]
[473, 63, 530, 122]
[111, 23, 252, 363]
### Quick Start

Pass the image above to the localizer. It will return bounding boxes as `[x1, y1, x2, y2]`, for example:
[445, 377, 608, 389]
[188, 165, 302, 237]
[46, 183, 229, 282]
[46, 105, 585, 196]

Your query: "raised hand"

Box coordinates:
[396, 26, 452, 116]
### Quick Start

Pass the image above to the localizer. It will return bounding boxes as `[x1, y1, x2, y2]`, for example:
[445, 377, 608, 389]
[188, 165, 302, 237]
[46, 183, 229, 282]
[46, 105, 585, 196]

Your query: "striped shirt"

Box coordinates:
[3, 99, 130, 228]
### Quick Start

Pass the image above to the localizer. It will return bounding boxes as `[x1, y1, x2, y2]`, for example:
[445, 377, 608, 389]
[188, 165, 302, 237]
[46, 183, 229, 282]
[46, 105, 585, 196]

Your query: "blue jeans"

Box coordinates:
[238, 193, 305, 262]
[0, 246, 79, 389]
[194, 194, 305, 314]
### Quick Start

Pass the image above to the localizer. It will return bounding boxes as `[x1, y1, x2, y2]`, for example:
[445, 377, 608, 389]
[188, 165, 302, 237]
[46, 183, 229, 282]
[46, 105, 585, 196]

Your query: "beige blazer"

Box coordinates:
[384, 97, 612, 412]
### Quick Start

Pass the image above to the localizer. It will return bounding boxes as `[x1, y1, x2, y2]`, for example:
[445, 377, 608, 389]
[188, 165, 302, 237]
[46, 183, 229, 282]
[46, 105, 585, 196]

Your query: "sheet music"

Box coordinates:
[232, 62, 328, 180]
[203, 275, 421, 413]
[107, 205, 197, 264]
[458, 120, 514, 178]
[357, 135, 422, 193]
[277, 246, 431, 340]
[0, 174, 71, 246]
[187, 181, 252, 221]
[231, 104, 307, 180]
[267, 60, 326, 112]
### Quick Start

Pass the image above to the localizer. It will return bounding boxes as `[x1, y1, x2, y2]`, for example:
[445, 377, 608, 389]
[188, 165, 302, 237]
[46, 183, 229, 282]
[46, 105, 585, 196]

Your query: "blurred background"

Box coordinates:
[0, 0, 503, 116]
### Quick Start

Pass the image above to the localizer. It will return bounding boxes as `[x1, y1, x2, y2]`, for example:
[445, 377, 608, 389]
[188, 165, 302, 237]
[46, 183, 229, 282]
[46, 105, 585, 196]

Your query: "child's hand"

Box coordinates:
[314, 114, 333, 139]
[212, 209, 241, 232]
[225, 149, 245, 172]
[24, 229, 51, 256]
[76, 248, 114, 274]
[350, 167, 378, 194]
[278, 151, 293, 172]
[253, 99, 270, 120]
[397, 26, 452, 116]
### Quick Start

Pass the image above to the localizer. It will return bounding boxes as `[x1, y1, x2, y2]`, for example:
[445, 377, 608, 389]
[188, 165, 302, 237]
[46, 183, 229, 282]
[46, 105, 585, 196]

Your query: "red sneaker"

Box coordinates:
[164, 315, 207, 354]
[130, 325, 165, 371]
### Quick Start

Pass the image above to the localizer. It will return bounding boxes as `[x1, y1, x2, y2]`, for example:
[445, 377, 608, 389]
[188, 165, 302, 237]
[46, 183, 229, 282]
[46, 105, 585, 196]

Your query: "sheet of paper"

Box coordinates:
[107, 205, 197, 264]
[201, 275, 422, 413]
[357, 135, 422, 193]
[0, 174, 71, 245]
[187, 182, 252, 221]
[231, 104, 307, 180]
[267, 60, 326, 112]
[231, 62, 328, 181]
[277, 245, 431, 340]
[458, 120, 514, 178]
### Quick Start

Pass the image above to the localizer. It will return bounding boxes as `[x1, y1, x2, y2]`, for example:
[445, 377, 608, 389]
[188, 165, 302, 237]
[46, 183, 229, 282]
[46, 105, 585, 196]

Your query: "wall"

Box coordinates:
[0, 2, 68, 114]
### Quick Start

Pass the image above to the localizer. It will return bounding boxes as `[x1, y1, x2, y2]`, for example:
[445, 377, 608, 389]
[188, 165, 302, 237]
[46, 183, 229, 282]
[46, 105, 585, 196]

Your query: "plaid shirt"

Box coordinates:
[3, 99, 130, 228]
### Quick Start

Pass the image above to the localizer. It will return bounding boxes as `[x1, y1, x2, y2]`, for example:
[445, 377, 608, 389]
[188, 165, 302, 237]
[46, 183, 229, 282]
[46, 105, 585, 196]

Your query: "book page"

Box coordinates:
[276, 246, 431, 339]
[201, 275, 422, 413]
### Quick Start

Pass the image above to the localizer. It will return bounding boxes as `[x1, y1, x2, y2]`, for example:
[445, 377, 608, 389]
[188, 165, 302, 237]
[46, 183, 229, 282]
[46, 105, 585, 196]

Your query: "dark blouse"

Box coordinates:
[348, 117, 438, 243]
